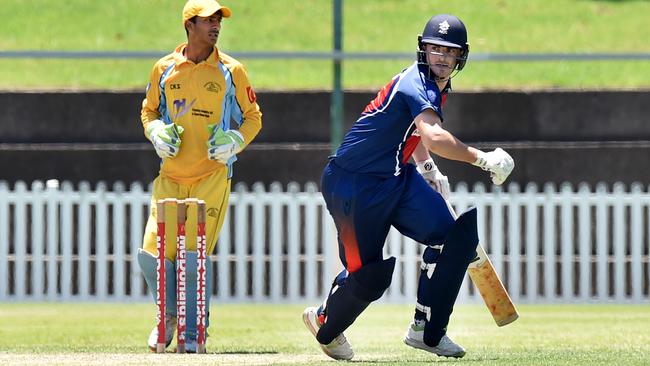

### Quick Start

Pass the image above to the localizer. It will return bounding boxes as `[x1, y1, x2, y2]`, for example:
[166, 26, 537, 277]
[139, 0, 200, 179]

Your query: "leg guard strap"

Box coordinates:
[415, 302, 431, 322]
[420, 262, 437, 280]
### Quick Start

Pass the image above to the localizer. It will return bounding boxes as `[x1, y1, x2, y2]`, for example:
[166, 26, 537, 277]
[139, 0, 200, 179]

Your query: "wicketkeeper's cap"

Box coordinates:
[183, 0, 232, 24]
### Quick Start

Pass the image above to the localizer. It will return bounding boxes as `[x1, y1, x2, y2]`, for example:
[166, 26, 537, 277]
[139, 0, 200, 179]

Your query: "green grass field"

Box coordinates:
[0, 303, 648, 365]
[1, 0, 649, 90]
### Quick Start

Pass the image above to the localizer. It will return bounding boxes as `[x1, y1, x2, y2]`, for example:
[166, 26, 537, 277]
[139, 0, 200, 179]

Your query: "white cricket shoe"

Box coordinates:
[147, 315, 177, 352]
[403, 320, 466, 358]
[302, 306, 354, 361]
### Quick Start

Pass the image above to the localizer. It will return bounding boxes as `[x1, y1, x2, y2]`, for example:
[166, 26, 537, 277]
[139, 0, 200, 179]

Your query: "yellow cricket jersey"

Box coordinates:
[141, 43, 262, 184]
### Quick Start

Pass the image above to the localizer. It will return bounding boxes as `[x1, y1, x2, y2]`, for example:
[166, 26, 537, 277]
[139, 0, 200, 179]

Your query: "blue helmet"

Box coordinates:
[417, 14, 470, 70]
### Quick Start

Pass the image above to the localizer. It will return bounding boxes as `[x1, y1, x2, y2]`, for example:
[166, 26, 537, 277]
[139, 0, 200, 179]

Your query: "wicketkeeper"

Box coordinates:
[302, 14, 514, 360]
[136, 0, 262, 353]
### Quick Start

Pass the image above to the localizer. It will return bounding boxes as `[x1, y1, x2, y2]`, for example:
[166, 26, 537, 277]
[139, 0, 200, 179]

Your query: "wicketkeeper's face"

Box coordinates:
[189, 12, 223, 45]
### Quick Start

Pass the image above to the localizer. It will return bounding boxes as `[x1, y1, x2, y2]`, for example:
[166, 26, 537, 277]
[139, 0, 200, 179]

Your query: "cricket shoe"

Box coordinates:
[171, 331, 209, 353]
[403, 320, 466, 358]
[147, 315, 177, 352]
[302, 306, 354, 361]
[182, 337, 197, 353]
[181, 332, 207, 354]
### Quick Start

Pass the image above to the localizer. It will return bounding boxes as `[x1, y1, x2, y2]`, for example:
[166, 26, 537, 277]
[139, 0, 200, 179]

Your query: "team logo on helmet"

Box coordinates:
[438, 20, 450, 34]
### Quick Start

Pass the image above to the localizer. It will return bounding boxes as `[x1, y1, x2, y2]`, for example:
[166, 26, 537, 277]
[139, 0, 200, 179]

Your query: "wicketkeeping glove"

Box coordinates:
[206, 124, 244, 163]
[146, 119, 184, 159]
[472, 148, 515, 185]
[416, 158, 450, 200]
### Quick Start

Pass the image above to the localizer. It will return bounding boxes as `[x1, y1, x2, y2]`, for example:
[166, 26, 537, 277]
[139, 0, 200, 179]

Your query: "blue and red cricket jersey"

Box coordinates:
[333, 62, 448, 177]
[323, 62, 454, 273]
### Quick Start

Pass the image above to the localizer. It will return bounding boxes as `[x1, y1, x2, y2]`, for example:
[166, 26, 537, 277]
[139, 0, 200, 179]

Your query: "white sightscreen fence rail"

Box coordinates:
[0, 180, 649, 304]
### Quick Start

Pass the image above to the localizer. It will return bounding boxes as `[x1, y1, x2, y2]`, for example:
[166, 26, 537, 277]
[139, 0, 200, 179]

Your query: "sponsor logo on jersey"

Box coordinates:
[427, 90, 439, 104]
[172, 98, 196, 120]
[191, 108, 213, 118]
[246, 86, 257, 103]
[207, 208, 219, 218]
[170, 83, 181, 90]
[204, 82, 221, 93]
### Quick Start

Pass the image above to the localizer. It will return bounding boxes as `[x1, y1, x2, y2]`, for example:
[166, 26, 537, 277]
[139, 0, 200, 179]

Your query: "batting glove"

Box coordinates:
[206, 124, 244, 163]
[146, 119, 184, 159]
[416, 158, 450, 200]
[472, 148, 515, 185]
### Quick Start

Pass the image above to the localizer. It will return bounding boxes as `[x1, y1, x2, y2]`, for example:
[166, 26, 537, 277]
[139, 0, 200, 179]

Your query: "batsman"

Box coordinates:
[136, 0, 261, 353]
[303, 14, 514, 359]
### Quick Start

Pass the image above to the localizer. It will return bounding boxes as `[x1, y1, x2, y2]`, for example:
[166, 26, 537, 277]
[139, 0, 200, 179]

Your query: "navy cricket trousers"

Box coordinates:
[321, 160, 455, 272]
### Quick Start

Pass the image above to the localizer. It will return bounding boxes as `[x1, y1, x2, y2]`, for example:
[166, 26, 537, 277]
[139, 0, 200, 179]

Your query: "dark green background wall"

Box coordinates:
[1, 90, 648, 189]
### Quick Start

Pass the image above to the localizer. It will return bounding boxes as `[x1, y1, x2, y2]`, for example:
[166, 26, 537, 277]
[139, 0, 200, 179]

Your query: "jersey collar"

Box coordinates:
[172, 43, 221, 67]
[441, 80, 452, 94]
[416, 62, 452, 95]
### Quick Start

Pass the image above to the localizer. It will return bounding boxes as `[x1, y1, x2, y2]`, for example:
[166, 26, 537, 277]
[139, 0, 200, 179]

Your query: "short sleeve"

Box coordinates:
[399, 75, 443, 121]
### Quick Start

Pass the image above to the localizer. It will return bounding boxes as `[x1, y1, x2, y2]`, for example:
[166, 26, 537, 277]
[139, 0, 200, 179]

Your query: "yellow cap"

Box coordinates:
[182, 0, 232, 24]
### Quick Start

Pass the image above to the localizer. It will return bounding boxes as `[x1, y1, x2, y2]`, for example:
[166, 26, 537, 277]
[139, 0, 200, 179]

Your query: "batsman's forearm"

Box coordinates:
[411, 141, 431, 163]
[420, 124, 479, 164]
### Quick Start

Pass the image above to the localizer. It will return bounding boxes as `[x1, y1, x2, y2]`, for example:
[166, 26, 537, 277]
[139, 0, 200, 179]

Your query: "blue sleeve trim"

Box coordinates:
[217, 62, 240, 174]
[157, 63, 176, 125]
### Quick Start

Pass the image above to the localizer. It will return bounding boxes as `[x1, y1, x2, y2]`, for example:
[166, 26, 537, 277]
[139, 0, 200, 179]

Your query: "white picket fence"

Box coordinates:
[0, 180, 649, 304]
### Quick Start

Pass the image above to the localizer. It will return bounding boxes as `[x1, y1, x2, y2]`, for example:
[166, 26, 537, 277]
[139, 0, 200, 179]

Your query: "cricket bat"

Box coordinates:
[445, 200, 519, 327]
[467, 244, 519, 326]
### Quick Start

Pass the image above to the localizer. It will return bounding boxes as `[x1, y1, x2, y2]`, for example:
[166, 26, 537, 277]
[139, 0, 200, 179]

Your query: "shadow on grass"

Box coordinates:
[343, 361, 484, 364]
[215, 350, 279, 355]
[341, 355, 498, 364]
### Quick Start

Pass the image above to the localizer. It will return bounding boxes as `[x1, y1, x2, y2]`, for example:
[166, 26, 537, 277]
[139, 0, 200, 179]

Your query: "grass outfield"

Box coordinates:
[1, 0, 649, 90]
[0, 304, 648, 365]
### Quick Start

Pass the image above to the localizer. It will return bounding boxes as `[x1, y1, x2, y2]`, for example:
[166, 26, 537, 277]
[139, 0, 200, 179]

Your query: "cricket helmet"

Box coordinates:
[417, 14, 470, 70]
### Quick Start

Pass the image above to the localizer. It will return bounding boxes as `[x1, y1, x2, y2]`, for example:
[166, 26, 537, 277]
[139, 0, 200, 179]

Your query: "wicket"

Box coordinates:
[156, 198, 207, 354]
